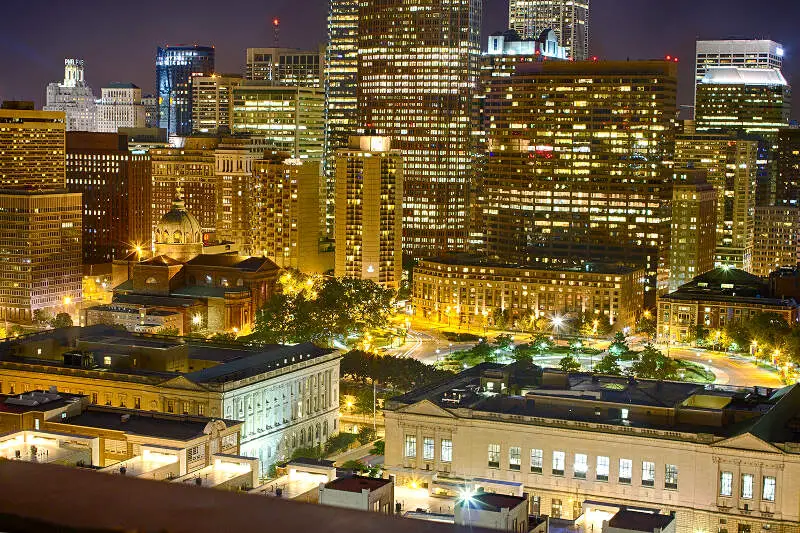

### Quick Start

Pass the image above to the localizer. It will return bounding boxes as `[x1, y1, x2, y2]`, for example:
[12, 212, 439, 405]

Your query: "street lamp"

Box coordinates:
[551, 315, 565, 342]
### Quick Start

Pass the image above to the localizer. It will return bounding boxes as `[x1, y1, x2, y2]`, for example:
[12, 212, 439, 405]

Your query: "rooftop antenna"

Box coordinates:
[272, 17, 280, 48]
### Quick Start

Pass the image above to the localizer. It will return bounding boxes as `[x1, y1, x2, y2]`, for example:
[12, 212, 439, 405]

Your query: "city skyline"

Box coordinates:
[2, 0, 800, 117]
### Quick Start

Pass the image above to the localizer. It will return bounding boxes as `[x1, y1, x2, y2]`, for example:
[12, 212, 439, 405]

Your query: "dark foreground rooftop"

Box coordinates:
[608, 509, 674, 532]
[0, 461, 477, 533]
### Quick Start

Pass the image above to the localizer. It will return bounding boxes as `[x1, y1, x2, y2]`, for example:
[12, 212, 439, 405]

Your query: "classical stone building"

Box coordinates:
[413, 255, 645, 330]
[0, 325, 341, 475]
[657, 268, 799, 342]
[385, 363, 800, 533]
[106, 197, 279, 333]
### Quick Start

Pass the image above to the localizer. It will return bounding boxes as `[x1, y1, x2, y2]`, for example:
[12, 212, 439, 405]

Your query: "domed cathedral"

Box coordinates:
[153, 195, 205, 263]
[105, 194, 280, 335]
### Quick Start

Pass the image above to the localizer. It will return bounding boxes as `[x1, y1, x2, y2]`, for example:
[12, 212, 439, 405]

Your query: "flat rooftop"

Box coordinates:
[608, 510, 674, 532]
[325, 475, 392, 493]
[461, 492, 526, 511]
[66, 407, 240, 441]
[0, 391, 83, 414]
[419, 254, 641, 275]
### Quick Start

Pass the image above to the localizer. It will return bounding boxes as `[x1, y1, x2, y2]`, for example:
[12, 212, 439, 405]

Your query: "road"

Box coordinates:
[663, 346, 784, 388]
[388, 327, 786, 388]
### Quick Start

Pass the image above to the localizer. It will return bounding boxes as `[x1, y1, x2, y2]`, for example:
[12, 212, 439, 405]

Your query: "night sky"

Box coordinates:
[2, 0, 800, 116]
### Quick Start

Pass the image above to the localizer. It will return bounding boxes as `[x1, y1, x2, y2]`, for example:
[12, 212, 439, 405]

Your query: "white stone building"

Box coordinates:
[96, 83, 146, 132]
[44, 59, 96, 131]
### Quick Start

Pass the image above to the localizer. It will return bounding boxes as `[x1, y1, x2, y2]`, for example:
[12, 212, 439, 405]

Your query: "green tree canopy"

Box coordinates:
[50, 313, 73, 329]
[559, 355, 581, 373]
[594, 354, 622, 375]
[630, 344, 679, 380]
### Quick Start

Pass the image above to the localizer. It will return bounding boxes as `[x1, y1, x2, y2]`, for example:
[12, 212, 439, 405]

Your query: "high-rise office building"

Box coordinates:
[246, 47, 324, 87]
[752, 206, 800, 277]
[150, 137, 220, 232]
[674, 126, 758, 271]
[695, 66, 791, 207]
[694, 39, 784, 104]
[251, 156, 330, 273]
[0, 101, 82, 323]
[776, 128, 800, 207]
[95, 83, 146, 133]
[508, 0, 589, 60]
[191, 75, 243, 134]
[324, 0, 360, 237]
[668, 170, 717, 293]
[156, 45, 215, 136]
[142, 94, 159, 128]
[66, 132, 151, 264]
[231, 83, 325, 161]
[481, 61, 677, 295]
[357, 0, 481, 258]
[0, 104, 66, 190]
[214, 137, 258, 252]
[335, 136, 403, 289]
[44, 59, 97, 132]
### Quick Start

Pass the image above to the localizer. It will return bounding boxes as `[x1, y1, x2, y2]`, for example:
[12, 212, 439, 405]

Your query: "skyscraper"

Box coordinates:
[156, 45, 215, 136]
[357, 0, 481, 258]
[325, 0, 360, 237]
[246, 47, 324, 87]
[481, 61, 677, 296]
[668, 170, 717, 293]
[231, 83, 325, 161]
[508, 0, 589, 60]
[674, 126, 758, 271]
[0, 101, 82, 323]
[251, 155, 331, 273]
[65, 132, 151, 264]
[335, 136, 403, 289]
[191, 74, 242, 134]
[44, 59, 97, 132]
[95, 83, 146, 133]
[694, 39, 784, 105]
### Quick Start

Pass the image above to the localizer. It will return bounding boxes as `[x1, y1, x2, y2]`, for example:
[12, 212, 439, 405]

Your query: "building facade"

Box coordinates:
[191, 75, 242, 134]
[508, 0, 589, 60]
[357, 0, 481, 257]
[246, 47, 324, 87]
[96, 83, 146, 133]
[0, 326, 341, 475]
[0, 103, 66, 190]
[385, 365, 800, 533]
[775, 129, 800, 207]
[674, 127, 758, 271]
[668, 170, 717, 293]
[324, 0, 359, 237]
[0, 191, 82, 323]
[481, 61, 677, 295]
[66, 132, 152, 264]
[752, 206, 800, 278]
[695, 40, 784, 103]
[251, 157, 331, 273]
[334, 136, 403, 289]
[214, 137, 258, 252]
[231, 83, 325, 161]
[658, 268, 799, 342]
[44, 59, 97, 132]
[156, 45, 215, 137]
[413, 256, 645, 330]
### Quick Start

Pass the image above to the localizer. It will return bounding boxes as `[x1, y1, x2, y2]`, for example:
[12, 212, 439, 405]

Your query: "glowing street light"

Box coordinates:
[192, 314, 202, 326]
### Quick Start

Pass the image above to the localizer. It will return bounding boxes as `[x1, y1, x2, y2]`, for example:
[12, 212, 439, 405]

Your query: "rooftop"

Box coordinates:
[661, 267, 798, 307]
[607, 510, 675, 532]
[65, 406, 240, 441]
[460, 492, 527, 511]
[185, 254, 279, 272]
[701, 66, 788, 86]
[325, 475, 392, 493]
[419, 254, 641, 275]
[0, 390, 83, 415]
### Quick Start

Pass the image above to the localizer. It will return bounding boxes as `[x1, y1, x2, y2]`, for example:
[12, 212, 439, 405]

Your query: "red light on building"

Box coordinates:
[273, 18, 280, 26]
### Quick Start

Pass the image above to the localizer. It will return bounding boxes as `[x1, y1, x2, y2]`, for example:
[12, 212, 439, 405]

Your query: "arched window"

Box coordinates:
[145, 277, 158, 285]
[173, 230, 182, 243]
[236, 278, 244, 287]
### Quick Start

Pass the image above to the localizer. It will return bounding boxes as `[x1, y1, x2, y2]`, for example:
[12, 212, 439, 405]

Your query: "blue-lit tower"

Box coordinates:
[156, 45, 215, 136]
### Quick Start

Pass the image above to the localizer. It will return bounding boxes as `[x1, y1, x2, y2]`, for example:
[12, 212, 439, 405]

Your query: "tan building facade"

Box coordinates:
[413, 256, 645, 330]
[0, 103, 66, 190]
[385, 367, 800, 533]
[334, 136, 403, 288]
[752, 206, 800, 278]
[191, 75, 243, 134]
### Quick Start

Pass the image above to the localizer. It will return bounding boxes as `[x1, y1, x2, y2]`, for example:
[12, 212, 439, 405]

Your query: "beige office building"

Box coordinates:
[413, 255, 645, 330]
[385, 365, 800, 533]
[334, 136, 403, 289]
[251, 157, 330, 273]
[752, 206, 800, 277]
[0, 103, 66, 190]
[675, 127, 758, 271]
[668, 170, 717, 293]
[191, 75, 243, 134]
[245, 47, 324, 87]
